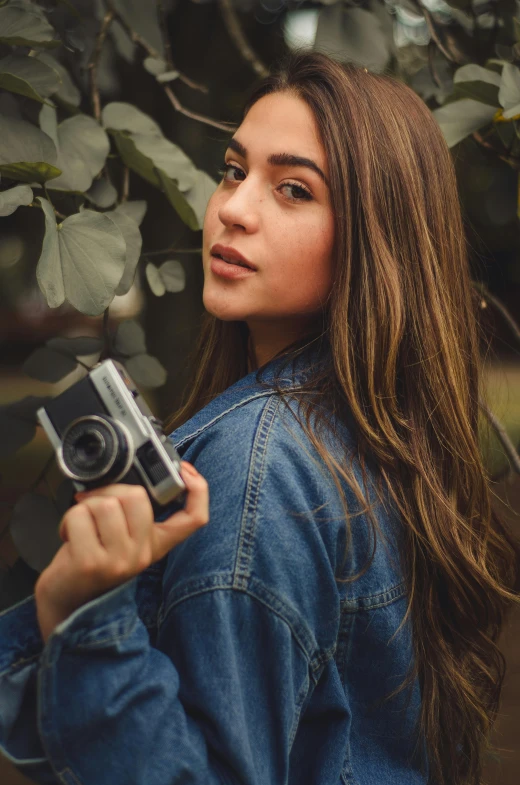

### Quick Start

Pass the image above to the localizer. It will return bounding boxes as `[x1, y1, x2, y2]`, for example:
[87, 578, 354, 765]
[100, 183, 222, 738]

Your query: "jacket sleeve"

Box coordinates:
[0, 571, 311, 785]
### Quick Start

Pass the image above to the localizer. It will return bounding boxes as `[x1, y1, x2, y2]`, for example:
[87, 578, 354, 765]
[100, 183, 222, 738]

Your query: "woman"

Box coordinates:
[0, 50, 518, 785]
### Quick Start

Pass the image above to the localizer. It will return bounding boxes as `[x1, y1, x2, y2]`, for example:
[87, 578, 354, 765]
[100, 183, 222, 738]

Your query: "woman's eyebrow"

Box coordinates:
[226, 137, 329, 188]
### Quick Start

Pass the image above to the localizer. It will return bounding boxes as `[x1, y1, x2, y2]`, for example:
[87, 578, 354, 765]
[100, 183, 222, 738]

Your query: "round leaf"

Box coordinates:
[145, 262, 165, 296]
[182, 169, 217, 229]
[432, 99, 497, 147]
[125, 353, 167, 388]
[104, 208, 143, 296]
[499, 64, 520, 119]
[86, 177, 118, 208]
[22, 346, 78, 382]
[9, 492, 62, 573]
[36, 198, 126, 315]
[115, 199, 147, 226]
[0, 395, 52, 459]
[114, 319, 147, 357]
[143, 56, 167, 76]
[46, 335, 103, 358]
[0, 53, 60, 103]
[36, 51, 81, 107]
[0, 113, 59, 184]
[102, 102, 162, 135]
[131, 132, 196, 191]
[48, 115, 110, 193]
[159, 260, 186, 293]
[0, 184, 33, 217]
[0, 5, 59, 48]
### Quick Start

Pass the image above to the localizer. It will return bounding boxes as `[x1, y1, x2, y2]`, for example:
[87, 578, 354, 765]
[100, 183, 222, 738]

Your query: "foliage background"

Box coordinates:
[0, 0, 519, 782]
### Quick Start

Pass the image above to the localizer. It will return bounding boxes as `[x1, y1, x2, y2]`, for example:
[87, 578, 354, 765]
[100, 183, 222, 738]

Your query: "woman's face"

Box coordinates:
[202, 92, 334, 331]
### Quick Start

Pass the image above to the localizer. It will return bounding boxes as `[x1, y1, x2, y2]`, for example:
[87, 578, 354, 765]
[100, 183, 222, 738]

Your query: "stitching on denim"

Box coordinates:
[159, 576, 318, 664]
[233, 395, 280, 589]
[173, 391, 280, 448]
[70, 615, 138, 650]
[341, 580, 407, 612]
[0, 651, 40, 678]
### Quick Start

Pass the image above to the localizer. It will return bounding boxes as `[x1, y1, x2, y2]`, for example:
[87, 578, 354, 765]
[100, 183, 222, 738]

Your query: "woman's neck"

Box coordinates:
[246, 316, 323, 372]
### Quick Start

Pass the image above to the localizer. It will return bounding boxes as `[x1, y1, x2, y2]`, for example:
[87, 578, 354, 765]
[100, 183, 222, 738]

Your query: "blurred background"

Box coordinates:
[0, 0, 519, 782]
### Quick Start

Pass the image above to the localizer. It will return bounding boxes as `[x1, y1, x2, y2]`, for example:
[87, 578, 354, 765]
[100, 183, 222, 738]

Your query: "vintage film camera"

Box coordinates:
[36, 359, 186, 520]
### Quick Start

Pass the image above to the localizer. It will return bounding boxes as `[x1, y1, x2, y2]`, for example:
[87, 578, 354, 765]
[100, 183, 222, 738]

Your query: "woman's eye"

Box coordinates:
[217, 163, 313, 203]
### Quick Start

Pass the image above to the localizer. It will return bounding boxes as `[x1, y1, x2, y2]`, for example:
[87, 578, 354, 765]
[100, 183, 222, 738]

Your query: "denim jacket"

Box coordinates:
[0, 347, 427, 785]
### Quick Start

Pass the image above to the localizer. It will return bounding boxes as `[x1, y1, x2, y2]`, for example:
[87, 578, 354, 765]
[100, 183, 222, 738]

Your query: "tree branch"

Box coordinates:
[217, 0, 269, 78]
[473, 280, 520, 347]
[162, 84, 235, 132]
[88, 8, 115, 122]
[472, 130, 520, 170]
[479, 399, 520, 476]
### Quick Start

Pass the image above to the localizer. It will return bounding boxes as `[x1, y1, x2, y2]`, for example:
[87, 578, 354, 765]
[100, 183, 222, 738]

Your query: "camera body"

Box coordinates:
[36, 359, 186, 520]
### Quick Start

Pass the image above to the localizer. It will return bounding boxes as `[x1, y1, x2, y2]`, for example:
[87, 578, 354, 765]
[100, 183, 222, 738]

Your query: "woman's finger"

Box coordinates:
[59, 503, 106, 565]
[151, 462, 209, 561]
[75, 484, 153, 550]
[77, 496, 134, 558]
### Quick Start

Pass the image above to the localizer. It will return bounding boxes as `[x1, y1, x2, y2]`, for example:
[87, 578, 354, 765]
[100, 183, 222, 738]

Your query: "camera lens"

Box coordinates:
[60, 416, 132, 483]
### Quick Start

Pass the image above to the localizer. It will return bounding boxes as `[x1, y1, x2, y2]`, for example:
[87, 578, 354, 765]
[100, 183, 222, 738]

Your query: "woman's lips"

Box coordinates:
[210, 254, 257, 279]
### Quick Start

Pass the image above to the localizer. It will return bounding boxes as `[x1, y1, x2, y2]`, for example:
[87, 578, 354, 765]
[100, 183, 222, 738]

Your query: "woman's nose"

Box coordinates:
[217, 177, 261, 232]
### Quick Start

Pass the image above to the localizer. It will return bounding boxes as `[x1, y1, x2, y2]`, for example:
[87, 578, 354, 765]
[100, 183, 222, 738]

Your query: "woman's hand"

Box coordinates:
[34, 461, 208, 644]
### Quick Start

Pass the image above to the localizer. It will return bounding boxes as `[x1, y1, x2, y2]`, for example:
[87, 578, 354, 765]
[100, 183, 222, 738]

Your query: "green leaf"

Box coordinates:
[314, 3, 391, 73]
[36, 198, 126, 316]
[115, 199, 147, 225]
[182, 169, 217, 229]
[102, 102, 162, 135]
[111, 131, 199, 229]
[499, 64, 520, 119]
[432, 99, 497, 147]
[114, 319, 147, 356]
[104, 206, 143, 296]
[86, 177, 118, 208]
[0, 113, 60, 183]
[156, 167, 199, 231]
[0, 161, 61, 183]
[47, 115, 110, 192]
[143, 56, 167, 76]
[46, 335, 103, 358]
[146, 260, 185, 295]
[23, 346, 78, 382]
[145, 262, 165, 296]
[124, 353, 167, 388]
[0, 184, 33, 216]
[158, 260, 185, 293]
[0, 4, 59, 48]
[36, 51, 81, 108]
[0, 395, 52, 459]
[110, 0, 164, 58]
[102, 103, 197, 189]
[452, 64, 501, 107]
[0, 53, 60, 103]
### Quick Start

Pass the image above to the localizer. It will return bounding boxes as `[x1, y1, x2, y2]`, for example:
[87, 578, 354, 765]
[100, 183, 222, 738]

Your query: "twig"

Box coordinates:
[473, 281, 520, 347]
[121, 165, 130, 202]
[479, 399, 520, 475]
[217, 0, 269, 78]
[427, 40, 442, 89]
[100, 308, 112, 360]
[156, 0, 174, 70]
[162, 84, 235, 132]
[142, 247, 202, 257]
[42, 185, 67, 220]
[472, 130, 520, 170]
[88, 8, 115, 122]
[107, 1, 208, 95]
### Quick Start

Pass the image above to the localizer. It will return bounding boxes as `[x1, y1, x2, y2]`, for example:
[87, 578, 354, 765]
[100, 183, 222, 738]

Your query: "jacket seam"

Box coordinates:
[158, 575, 322, 672]
[172, 390, 277, 448]
[233, 394, 280, 589]
[340, 580, 407, 612]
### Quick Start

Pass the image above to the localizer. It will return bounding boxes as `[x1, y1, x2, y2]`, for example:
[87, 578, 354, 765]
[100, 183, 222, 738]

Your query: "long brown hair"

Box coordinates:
[165, 50, 520, 785]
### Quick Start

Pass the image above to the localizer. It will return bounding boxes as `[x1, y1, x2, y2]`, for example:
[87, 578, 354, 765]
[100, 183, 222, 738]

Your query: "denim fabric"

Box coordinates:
[0, 346, 428, 785]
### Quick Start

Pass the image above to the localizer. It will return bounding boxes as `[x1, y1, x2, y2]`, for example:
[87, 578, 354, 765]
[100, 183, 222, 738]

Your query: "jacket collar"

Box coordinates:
[169, 337, 330, 449]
